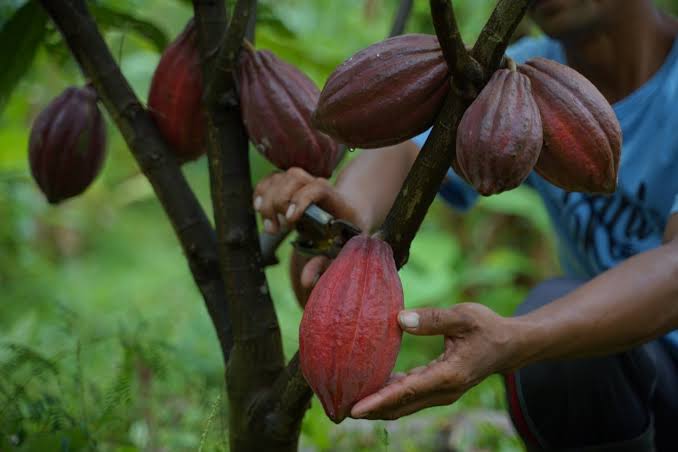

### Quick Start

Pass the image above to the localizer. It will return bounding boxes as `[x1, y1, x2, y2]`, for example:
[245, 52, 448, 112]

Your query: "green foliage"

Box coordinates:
[0, 1, 47, 115]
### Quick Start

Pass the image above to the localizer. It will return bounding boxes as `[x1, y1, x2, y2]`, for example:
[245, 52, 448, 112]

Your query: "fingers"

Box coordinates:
[359, 391, 461, 421]
[351, 360, 455, 418]
[286, 178, 336, 223]
[253, 168, 315, 234]
[397, 306, 476, 337]
[301, 256, 331, 288]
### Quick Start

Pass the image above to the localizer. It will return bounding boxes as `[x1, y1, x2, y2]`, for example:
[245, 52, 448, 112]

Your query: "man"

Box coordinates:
[253, 0, 678, 450]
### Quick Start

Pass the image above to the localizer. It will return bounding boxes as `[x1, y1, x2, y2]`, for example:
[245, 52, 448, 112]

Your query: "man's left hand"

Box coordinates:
[350, 303, 520, 420]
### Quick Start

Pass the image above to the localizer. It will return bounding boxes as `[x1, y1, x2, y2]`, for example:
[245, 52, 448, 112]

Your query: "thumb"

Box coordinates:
[398, 307, 474, 336]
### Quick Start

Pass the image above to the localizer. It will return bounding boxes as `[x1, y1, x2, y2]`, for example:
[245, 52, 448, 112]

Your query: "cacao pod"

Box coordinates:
[518, 58, 622, 193]
[29, 85, 107, 204]
[299, 235, 404, 423]
[238, 45, 341, 178]
[456, 68, 543, 195]
[148, 19, 206, 162]
[312, 34, 449, 149]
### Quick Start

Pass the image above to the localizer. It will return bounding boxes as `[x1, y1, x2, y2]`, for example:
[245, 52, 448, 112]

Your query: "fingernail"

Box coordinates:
[277, 213, 288, 228]
[398, 311, 419, 329]
[254, 196, 263, 211]
[311, 273, 320, 286]
[263, 219, 276, 234]
[286, 203, 296, 220]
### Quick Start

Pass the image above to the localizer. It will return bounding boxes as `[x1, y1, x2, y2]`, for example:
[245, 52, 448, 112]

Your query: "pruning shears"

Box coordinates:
[292, 203, 362, 259]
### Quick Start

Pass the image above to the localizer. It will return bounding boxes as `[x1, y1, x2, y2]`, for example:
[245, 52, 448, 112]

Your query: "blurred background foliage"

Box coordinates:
[1, 0, 677, 450]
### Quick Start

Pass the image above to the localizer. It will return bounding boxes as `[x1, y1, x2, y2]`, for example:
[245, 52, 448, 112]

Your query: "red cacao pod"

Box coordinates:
[456, 68, 543, 195]
[312, 34, 449, 149]
[148, 19, 206, 162]
[29, 85, 107, 204]
[238, 45, 341, 178]
[299, 235, 404, 423]
[518, 58, 622, 193]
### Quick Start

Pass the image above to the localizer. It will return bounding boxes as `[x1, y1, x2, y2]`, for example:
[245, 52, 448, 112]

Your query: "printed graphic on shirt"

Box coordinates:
[559, 183, 664, 275]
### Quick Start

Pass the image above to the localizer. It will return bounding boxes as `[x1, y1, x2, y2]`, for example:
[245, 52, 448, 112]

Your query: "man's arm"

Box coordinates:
[351, 213, 678, 420]
[512, 213, 678, 365]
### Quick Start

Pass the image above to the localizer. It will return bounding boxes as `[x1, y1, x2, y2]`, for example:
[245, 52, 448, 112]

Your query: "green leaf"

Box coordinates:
[0, 0, 48, 115]
[89, 3, 169, 52]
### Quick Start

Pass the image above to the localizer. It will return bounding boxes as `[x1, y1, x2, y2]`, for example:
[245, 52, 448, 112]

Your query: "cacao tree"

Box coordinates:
[2, 0, 580, 449]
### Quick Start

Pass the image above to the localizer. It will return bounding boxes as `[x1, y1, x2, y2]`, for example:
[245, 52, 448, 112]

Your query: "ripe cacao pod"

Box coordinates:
[238, 45, 341, 178]
[148, 19, 206, 162]
[299, 235, 404, 423]
[518, 58, 622, 193]
[312, 34, 449, 149]
[456, 68, 543, 195]
[29, 85, 107, 204]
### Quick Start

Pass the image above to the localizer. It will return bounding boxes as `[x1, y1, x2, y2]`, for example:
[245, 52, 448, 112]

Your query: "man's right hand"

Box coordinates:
[253, 167, 362, 292]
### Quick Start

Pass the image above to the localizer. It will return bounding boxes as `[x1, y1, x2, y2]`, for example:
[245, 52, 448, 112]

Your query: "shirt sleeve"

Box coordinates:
[671, 194, 678, 215]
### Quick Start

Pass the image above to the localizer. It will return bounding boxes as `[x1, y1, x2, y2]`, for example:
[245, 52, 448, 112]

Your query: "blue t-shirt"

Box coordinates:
[411, 36, 678, 354]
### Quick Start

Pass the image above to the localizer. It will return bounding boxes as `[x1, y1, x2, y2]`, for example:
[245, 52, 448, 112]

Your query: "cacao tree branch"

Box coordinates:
[389, 0, 414, 37]
[261, 352, 313, 441]
[379, 0, 533, 267]
[38, 0, 233, 362]
[429, 0, 483, 86]
[472, 0, 534, 82]
[193, 1, 299, 450]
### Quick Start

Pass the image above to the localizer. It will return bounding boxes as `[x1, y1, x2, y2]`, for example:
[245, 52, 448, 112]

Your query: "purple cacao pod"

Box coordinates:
[28, 85, 107, 204]
[456, 68, 543, 195]
[238, 45, 341, 178]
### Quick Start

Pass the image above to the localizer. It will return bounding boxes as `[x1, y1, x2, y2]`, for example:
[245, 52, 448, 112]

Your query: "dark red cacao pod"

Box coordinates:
[299, 235, 404, 423]
[29, 85, 107, 204]
[312, 34, 449, 149]
[238, 45, 341, 178]
[518, 58, 622, 193]
[148, 19, 206, 162]
[456, 68, 543, 195]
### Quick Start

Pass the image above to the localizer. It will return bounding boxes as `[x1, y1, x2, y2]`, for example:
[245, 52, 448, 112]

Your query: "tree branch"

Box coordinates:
[472, 0, 534, 82]
[262, 353, 312, 442]
[39, 0, 232, 362]
[379, 0, 533, 267]
[429, 0, 483, 86]
[389, 0, 414, 37]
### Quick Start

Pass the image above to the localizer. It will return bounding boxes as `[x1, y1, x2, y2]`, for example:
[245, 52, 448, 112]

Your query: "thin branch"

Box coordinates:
[379, 0, 533, 267]
[202, 0, 256, 105]
[429, 0, 483, 86]
[262, 353, 312, 442]
[472, 0, 535, 82]
[389, 0, 414, 37]
[39, 0, 232, 362]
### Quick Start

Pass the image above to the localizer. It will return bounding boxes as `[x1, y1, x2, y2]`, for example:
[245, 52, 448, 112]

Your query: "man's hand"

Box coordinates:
[253, 167, 361, 291]
[351, 303, 518, 420]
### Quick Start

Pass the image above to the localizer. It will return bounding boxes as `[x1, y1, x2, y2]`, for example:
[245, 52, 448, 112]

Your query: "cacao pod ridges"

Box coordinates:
[148, 19, 207, 162]
[299, 235, 404, 423]
[312, 34, 449, 149]
[456, 67, 543, 196]
[29, 85, 107, 204]
[238, 45, 341, 178]
[518, 57, 622, 194]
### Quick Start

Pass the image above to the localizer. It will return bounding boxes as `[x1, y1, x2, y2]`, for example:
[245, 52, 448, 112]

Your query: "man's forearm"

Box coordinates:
[510, 239, 678, 368]
[334, 141, 419, 231]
